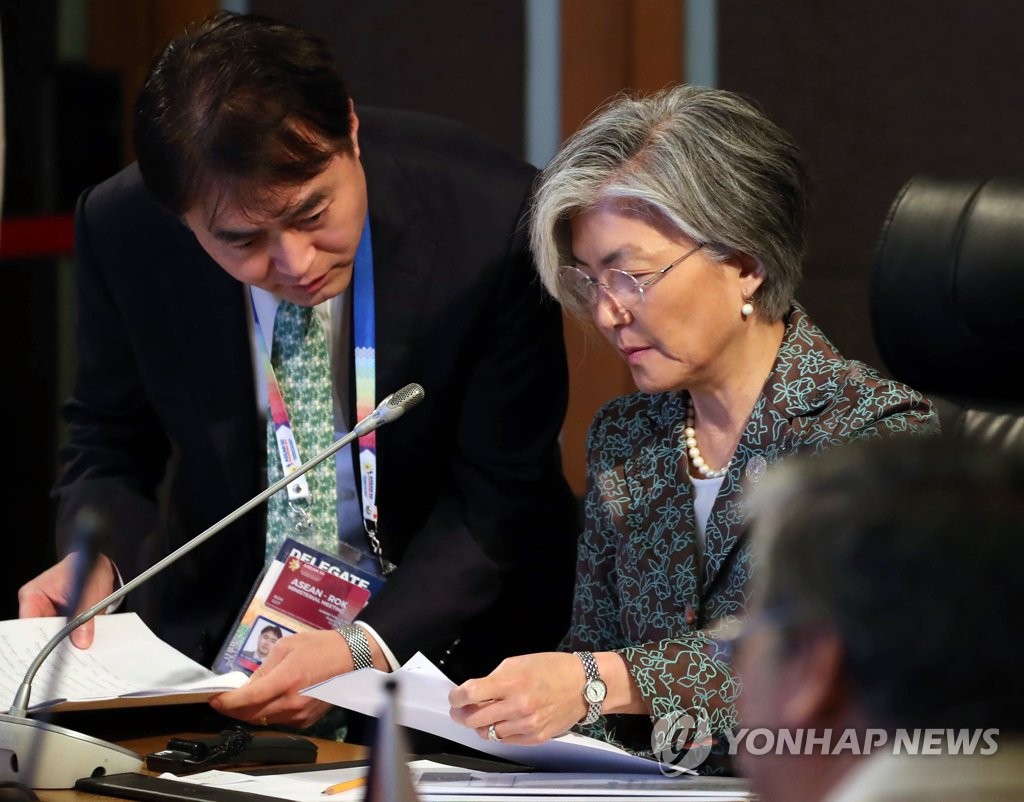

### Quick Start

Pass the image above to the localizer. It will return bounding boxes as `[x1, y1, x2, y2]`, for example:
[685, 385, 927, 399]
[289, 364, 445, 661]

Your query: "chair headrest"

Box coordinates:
[871, 175, 1024, 404]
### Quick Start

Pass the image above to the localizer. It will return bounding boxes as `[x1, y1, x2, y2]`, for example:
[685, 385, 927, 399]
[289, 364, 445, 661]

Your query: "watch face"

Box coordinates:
[584, 678, 607, 704]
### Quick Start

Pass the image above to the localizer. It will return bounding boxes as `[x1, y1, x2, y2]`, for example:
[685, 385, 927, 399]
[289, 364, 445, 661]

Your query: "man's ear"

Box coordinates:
[778, 629, 847, 728]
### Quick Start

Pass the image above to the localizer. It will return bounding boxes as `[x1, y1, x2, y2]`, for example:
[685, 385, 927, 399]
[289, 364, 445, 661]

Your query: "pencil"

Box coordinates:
[321, 777, 367, 796]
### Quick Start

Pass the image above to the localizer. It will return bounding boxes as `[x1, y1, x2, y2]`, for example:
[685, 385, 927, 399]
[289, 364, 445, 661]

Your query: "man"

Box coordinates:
[238, 623, 284, 672]
[731, 436, 1024, 801]
[17, 11, 578, 731]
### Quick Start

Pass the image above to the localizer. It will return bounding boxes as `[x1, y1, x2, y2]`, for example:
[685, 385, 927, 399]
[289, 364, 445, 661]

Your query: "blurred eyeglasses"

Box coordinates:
[710, 606, 821, 666]
[558, 241, 706, 312]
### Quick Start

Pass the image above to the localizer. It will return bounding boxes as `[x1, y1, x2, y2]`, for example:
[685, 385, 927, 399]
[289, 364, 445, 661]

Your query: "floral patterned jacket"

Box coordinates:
[566, 304, 939, 755]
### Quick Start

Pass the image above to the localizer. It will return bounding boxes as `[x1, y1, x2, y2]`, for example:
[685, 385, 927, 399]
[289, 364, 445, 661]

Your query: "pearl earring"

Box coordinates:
[741, 299, 754, 318]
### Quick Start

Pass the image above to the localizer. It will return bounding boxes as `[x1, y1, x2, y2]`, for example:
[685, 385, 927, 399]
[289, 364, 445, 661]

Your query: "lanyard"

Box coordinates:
[253, 310, 312, 505]
[351, 214, 384, 556]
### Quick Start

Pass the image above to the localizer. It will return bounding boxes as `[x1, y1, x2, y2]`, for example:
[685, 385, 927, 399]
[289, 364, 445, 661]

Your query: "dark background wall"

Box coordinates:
[2, 3, 61, 621]
[250, 0, 527, 159]
[1, 1, 123, 620]
[718, 0, 1024, 368]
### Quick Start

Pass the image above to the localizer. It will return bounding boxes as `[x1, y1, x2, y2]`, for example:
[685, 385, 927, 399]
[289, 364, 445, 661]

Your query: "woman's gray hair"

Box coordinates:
[530, 84, 809, 321]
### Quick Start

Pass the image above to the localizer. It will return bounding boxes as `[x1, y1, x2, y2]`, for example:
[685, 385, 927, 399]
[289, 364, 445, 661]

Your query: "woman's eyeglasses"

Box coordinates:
[558, 242, 706, 312]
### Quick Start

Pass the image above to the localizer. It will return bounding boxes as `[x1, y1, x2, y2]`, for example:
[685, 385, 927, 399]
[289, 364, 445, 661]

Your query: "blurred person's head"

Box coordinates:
[733, 436, 1024, 802]
[134, 11, 367, 308]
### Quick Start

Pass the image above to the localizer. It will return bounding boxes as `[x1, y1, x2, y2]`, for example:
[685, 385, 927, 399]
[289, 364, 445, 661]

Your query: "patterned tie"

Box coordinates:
[264, 301, 338, 560]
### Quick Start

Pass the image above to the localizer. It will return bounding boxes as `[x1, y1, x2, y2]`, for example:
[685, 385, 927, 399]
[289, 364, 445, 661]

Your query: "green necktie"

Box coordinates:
[265, 301, 338, 560]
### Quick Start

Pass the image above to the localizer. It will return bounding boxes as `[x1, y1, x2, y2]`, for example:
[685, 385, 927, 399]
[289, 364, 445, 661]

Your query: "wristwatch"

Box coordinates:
[574, 651, 607, 725]
[337, 624, 374, 671]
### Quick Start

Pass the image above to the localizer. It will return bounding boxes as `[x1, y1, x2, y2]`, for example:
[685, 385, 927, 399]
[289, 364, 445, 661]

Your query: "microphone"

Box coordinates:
[0, 383, 425, 789]
[353, 382, 426, 437]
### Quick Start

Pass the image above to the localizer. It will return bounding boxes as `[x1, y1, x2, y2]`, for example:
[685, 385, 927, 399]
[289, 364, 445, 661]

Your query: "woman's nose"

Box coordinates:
[591, 287, 632, 329]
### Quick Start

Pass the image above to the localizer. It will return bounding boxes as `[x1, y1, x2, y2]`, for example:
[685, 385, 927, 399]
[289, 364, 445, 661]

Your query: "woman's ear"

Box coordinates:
[731, 251, 767, 297]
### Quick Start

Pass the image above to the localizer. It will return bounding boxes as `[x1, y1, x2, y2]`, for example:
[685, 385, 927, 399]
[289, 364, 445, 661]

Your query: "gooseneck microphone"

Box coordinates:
[0, 383, 425, 789]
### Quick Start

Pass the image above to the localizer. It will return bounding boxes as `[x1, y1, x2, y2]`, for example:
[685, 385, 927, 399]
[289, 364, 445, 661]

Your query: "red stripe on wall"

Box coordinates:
[0, 215, 75, 259]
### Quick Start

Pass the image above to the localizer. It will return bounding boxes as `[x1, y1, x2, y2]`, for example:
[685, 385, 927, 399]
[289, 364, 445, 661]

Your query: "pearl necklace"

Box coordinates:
[683, 398, 731, 479]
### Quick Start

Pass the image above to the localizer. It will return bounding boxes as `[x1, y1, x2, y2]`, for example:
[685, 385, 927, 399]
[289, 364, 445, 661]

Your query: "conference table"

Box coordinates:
[30, 711, 752, 802]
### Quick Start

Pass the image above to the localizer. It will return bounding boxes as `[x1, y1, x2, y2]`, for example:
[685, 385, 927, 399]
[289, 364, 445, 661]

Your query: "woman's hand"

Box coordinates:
[448, 652, 590, 745]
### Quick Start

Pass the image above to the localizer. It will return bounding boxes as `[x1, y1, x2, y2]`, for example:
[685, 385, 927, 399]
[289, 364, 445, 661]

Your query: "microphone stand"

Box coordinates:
[1, 383, 424, 789]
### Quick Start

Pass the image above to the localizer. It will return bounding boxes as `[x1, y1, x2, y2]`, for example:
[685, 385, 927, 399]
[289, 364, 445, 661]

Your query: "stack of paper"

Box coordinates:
[0, 613, 247, 713]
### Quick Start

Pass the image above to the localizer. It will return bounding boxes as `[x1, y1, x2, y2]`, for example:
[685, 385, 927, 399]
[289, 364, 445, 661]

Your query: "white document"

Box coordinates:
[162, 760, 748, 802]
[302, 652, 669, 774]
[159, 765, 371, 802]
[0, 612, 247, 713]
[160, 760, 460, 802]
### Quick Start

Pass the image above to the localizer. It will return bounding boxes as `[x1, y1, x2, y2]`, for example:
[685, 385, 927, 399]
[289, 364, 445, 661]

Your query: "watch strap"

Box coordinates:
[574, 650, 604, 725]
[338, 624, 374, 670]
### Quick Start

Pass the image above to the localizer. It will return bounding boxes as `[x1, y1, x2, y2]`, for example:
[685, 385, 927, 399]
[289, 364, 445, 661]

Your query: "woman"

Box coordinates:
[448, 85, 939, 760]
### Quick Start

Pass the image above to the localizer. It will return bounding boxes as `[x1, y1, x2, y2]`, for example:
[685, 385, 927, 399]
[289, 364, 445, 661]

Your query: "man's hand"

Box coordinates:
[17, 553, 118, 649]
[210, 629, 355, 730]
[448, 652, 590, 745]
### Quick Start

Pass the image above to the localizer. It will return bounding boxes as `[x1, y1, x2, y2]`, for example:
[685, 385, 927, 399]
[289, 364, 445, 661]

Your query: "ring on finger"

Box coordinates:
[487, 723, 501, 742]
[260, 715, 269, 727]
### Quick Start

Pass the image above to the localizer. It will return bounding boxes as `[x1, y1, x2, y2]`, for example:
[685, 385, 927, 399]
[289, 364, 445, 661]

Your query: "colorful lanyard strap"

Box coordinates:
[351, 214, 386, 563]
[254, 310, 311, 506]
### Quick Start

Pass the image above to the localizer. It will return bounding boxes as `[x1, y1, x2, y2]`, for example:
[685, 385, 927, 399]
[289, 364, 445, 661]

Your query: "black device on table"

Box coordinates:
[144, 727, 317, 773]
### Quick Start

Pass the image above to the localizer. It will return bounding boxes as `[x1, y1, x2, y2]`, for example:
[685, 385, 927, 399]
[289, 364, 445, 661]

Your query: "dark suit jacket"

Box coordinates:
[53, 107, 579, 680]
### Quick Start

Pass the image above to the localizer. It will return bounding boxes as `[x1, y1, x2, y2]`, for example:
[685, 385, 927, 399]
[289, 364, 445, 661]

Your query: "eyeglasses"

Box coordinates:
[710, 606, 820, 665]
[558, 241, 706, 312]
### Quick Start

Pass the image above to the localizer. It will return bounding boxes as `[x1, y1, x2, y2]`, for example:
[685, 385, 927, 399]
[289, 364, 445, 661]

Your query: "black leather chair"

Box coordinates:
[871, 175, 1024, 452]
